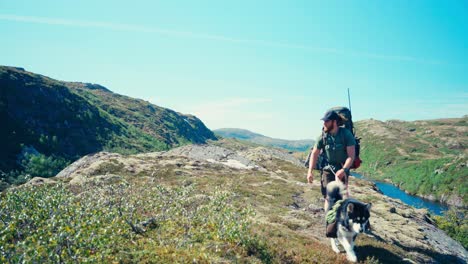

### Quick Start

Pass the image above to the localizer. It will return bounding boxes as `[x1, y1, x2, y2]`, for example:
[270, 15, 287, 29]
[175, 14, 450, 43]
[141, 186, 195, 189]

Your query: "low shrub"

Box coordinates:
[0, 180, 270, 263]
[434, 208, 468, 249]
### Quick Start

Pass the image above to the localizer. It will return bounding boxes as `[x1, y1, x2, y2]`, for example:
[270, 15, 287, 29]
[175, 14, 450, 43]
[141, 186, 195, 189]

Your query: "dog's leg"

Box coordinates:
[349, 237, 357, 262]
[330, 238, 340, 253]
[338, 234, 357, 262]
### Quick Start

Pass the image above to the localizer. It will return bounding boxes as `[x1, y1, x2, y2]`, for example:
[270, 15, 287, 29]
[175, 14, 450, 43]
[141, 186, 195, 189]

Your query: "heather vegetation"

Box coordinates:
[1, 138, 465, 263]
[355, 118, 467, 207]
[434, 208, 468, 249]
[0, 181, 268, 263]
[0, 66, 215, 187]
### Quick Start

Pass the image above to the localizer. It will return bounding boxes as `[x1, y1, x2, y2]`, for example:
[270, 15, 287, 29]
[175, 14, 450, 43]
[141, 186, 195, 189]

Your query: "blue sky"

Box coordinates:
[1, 0, 467, 139]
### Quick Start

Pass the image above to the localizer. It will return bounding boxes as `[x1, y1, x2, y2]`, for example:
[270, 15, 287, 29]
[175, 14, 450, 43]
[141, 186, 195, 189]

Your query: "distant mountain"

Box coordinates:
[213, 128, 314, 152]
[355, 117, 467, 207]
[0, 66, 216, 181]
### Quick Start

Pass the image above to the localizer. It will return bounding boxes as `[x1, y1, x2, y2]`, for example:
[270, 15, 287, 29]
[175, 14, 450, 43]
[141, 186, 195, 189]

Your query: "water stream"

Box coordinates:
[352, 173, 449, 216]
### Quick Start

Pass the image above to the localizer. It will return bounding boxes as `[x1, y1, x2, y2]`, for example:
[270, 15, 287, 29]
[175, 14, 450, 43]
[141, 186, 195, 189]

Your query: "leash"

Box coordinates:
[327, 165, 350, 197]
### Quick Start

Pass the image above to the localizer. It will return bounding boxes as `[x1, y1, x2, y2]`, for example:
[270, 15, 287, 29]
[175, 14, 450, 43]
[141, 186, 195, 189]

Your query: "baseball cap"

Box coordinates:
[320, 110, 340, 121]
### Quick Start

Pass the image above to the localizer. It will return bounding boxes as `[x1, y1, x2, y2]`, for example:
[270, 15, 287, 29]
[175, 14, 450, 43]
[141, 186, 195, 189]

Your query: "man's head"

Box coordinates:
[321, 110, 340, 132]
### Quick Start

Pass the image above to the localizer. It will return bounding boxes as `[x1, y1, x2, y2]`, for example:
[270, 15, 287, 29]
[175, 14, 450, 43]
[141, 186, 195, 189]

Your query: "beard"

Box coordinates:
[323, 122, 335, 132]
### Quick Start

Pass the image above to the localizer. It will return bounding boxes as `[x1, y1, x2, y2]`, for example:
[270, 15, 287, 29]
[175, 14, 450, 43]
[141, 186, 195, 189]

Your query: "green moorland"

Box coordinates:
[0, 66, 216, 186]
[1, 138, 464, 263]
[355, 118, 467, 207]
[285, 119, 468, 250]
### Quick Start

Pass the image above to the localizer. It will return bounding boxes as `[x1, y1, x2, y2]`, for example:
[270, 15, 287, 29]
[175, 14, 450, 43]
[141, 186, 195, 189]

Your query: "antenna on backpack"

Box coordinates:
[347, 88, 352, 112]
[347, 88, 354, 134]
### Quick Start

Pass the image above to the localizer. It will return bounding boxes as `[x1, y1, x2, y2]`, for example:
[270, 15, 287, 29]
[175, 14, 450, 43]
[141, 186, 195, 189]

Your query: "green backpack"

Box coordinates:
[328, 106, 355, 133]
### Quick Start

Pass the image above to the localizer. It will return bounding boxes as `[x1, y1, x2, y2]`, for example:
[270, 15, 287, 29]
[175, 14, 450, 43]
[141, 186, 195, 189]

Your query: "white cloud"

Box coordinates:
[193, 97, 271, 114]
[179, 97, 273, 128]
[0, 14, 449, 65]
[195, 97, 272, 109]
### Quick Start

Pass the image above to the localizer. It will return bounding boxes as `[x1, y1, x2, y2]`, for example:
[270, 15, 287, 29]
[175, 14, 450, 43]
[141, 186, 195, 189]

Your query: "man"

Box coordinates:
[307, 110, 356, 211]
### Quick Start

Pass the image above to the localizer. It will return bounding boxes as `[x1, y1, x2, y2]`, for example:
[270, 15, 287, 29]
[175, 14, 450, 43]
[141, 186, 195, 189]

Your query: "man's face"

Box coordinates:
[323, 120, 335, 132]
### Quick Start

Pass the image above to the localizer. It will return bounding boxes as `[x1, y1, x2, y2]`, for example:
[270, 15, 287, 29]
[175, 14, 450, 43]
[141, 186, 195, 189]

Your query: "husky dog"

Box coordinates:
[326, 181, 372, 262]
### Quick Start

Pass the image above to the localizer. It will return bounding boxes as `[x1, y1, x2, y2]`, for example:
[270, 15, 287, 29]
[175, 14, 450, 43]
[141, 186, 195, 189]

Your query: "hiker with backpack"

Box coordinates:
[306, 108, 360, 212]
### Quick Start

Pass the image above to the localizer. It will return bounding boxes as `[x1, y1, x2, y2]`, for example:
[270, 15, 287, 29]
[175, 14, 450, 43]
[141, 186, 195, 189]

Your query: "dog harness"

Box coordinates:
[326, 200, 344, 225]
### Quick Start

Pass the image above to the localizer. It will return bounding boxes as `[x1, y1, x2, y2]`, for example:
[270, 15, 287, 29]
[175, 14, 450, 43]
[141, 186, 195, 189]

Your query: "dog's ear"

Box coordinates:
[366, 203, 372, 211]
[347, 203, 354, 213]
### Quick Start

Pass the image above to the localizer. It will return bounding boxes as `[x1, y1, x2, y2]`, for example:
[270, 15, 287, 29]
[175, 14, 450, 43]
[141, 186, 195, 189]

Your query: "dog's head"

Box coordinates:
[346, 202, 372, 233]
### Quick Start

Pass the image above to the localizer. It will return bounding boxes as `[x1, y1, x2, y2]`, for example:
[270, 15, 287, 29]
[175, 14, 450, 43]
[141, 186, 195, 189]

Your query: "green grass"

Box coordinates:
[355, 118, 467, 205]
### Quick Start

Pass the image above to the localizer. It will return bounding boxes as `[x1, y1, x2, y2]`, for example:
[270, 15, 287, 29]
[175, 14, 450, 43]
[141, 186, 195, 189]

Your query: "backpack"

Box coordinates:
[304, 106, 362, 170]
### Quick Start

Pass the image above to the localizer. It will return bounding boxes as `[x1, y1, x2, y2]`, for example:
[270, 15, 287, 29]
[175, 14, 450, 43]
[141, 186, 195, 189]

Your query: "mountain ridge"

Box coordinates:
[214, 128, 314, 152]
[0, 66, 216, 184]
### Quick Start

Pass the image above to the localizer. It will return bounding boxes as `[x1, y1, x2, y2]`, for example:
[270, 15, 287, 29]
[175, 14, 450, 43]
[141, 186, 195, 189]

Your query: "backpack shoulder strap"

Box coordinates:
[340, 127, 346, 145]
[322, 130, 327, 146]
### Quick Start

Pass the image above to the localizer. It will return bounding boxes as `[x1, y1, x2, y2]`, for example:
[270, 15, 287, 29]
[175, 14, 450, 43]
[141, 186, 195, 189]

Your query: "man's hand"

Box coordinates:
[307, 171, 314, 183]
[335, 169, 346, 181]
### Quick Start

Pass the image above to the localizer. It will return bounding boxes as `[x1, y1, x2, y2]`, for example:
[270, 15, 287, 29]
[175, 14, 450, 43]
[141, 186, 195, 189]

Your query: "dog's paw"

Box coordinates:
[330, 239, 340, 253]
[331, 244, 340, 253]
[332, 247, 340, 254]
[346, 253, 357, 262]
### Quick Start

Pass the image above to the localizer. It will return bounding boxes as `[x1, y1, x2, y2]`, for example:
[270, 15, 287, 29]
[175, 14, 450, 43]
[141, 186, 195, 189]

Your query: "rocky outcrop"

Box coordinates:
[354, 186, 467, 263]
[56, 152, 122, 178]
[163, 144, 259, 170]
[53, 142, 467, 263]
[239, 146, 304, 167]
[440, 194, 465, 208]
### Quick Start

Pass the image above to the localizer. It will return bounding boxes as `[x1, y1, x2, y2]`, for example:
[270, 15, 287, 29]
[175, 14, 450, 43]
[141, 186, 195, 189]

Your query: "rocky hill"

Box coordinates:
[355, 117, 467, 207]
[214, 128, 314, 152]
[2, 139, 466, 263]
[0, 66, 216, 184]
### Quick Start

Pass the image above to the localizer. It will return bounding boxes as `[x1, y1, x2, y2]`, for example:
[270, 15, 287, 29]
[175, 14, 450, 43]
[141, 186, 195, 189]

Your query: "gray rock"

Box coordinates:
[240, 147, 303, 167]
[56, 152, 121, 178]
[163, 144, 257, 169]
[24, 177, 56, 186]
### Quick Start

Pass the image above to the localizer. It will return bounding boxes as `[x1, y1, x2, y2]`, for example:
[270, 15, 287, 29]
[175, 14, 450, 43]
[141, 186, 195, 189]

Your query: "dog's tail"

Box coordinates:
[326, 181, 345, 210]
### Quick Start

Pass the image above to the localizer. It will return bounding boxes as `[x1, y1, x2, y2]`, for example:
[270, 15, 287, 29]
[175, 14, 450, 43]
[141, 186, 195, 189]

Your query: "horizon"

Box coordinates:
[1, 1, 467, 140]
